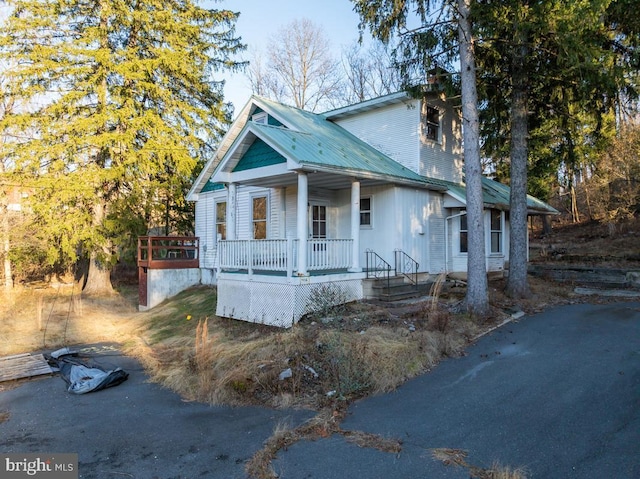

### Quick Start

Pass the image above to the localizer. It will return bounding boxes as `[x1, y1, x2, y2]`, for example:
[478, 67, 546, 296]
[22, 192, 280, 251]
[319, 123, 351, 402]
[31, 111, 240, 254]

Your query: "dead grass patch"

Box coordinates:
[431, 448, 529, 479]
[245, 407, 402, 479]
[0, 411, 9, 424]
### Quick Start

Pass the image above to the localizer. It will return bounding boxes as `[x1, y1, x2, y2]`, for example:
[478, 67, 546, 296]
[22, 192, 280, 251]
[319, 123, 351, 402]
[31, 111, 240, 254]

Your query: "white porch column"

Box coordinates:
[349, 179, 362, 272]
[296, 172, 308, 276]
[226, 182, 237, 240]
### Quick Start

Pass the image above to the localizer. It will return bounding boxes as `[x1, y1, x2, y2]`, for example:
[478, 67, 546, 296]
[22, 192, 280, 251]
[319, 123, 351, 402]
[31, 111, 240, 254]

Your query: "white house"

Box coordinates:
[182, 90, 557, 327]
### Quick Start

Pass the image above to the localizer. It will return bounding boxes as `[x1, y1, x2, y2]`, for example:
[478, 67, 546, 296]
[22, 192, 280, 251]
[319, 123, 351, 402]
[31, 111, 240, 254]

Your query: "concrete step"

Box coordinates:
[370, 278, 435, 302]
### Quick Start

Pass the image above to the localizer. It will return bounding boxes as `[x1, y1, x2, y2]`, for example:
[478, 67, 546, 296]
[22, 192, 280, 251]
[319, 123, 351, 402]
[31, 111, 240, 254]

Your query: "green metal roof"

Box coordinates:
[243, 96, 445, 188]
[444, 177, 559, 215]
[203, 95, 558, 215]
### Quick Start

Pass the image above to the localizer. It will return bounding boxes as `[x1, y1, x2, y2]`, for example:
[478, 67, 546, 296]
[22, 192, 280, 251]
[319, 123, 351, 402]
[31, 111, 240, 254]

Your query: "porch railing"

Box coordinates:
[365, 249, 392, 290]
[395, 249, 419, 286]
[305, 239, 352, 271]
[217, 238, 353, 275]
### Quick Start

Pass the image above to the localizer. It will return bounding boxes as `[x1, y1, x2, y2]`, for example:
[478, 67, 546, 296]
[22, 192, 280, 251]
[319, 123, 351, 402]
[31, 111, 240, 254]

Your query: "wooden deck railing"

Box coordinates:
[138, 236, 199, 269]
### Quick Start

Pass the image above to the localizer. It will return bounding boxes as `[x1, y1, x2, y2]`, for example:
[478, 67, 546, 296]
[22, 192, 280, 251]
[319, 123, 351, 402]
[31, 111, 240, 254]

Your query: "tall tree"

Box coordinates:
[247, 18, 343, 112]
[0, 0, 244, 294]
[352, 0, 490, 316]
[474, 0, 640, 298]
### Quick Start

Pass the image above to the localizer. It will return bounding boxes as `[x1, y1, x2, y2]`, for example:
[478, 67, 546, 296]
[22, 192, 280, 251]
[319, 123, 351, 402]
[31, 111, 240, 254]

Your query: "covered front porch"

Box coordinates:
[213, 171, 368, 327]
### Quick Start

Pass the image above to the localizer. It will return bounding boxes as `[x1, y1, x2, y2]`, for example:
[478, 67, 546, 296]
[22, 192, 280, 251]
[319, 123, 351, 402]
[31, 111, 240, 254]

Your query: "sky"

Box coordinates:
[218, 0, 367, 114]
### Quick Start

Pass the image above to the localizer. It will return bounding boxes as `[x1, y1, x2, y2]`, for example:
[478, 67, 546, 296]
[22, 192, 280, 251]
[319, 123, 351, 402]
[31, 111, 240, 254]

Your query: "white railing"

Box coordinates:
[304, 239, 353, 271]
[217, 238, 353, 275]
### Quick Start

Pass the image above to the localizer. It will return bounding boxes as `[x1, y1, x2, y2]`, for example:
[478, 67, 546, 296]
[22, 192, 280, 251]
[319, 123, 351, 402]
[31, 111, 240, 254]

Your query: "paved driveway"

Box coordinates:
[1, 302, 639, 478]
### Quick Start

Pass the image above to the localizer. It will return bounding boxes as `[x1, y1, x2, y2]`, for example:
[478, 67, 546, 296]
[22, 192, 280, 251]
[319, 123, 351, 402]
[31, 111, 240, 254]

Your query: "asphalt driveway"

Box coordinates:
[1, 302, 639, 478]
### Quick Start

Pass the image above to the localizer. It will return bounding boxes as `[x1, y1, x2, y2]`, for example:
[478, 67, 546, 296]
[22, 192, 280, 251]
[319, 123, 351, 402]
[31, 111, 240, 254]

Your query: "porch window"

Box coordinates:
[490, 210, 502, 253]
[459, 212, 468, 253]
[426, 106, 440, 142]
[360, 197, 372, 227]
[311, 204, 327, 238]
[252, 196, 267, 239]
[215, 201, 226, 240]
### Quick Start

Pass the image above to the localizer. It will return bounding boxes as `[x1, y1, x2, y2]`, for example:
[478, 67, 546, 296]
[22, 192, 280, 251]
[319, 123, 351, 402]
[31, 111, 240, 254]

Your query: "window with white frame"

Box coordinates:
[425, 106, 440, 141]
[311, 204, 327, 238]
[490, 210, 502, 253]
[215, 201, 226, 240]
[360, 196, 372, 227]
[459, 211, 468, 253]
[252, 195, 267, 239]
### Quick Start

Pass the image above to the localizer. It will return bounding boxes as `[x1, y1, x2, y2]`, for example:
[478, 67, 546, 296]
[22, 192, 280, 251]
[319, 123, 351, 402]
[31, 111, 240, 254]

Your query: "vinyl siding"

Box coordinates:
[419, 97, 464, 183]
[333, 99, 421, 174]
[195, 190, 224, 270]
[427, 193, 446, 273]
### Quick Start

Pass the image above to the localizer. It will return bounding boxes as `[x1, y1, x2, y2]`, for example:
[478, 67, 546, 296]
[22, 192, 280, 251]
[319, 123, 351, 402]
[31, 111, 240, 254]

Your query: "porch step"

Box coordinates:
[370, 277, 434, 302]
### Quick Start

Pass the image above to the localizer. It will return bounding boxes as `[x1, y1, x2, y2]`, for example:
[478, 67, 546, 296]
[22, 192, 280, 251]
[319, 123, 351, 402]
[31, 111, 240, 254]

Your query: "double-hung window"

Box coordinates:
[360, 197, 372, 227]
[459, 212, 468, 253]
[425, 106, 440, 142]
[215, 201, 226, 240]
[252, 196, 267, 239]
[490, 210, 502, 253]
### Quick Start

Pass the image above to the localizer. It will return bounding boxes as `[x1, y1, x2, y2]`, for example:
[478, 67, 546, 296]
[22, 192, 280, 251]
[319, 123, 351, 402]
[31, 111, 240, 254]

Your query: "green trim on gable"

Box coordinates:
[201, 181, 226, 193]
[233, 138, 286, 172]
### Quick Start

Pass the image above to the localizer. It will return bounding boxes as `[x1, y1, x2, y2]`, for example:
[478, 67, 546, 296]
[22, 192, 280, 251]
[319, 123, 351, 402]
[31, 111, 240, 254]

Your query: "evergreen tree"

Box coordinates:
[0, 0, 244, 294]
[352, 0, 490, 317]
[473, 0, 640, 298]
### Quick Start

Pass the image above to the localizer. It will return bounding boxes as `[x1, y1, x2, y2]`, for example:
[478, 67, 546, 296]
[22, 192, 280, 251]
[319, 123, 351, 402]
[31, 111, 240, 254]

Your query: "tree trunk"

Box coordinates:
[458, 0, 489, 317]
[82, 200, 114, 296]
[506, 20, 531, 299]
[570, 184, 580, 223]
[2, 206, 12, 290]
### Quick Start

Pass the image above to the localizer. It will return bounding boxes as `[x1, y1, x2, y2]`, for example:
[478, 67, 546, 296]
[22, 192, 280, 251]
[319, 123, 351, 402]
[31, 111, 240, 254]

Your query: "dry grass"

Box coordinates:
[0, 277, 567, 410]
[245, 407, 403, 479]
[0, 411, 9, 424]
[431, 448, 529, 479]
[0, 285, 140, 357]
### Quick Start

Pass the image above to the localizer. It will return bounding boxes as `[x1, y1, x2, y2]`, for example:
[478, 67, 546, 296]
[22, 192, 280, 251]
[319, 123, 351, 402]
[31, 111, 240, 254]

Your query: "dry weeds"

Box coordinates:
[245, 407, 403, 479]
[431, 448, 529, 479]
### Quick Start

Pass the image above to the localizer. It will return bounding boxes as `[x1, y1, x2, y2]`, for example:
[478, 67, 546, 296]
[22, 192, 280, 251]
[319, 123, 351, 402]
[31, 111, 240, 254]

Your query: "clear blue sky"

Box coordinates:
[219, 0, 367, 113]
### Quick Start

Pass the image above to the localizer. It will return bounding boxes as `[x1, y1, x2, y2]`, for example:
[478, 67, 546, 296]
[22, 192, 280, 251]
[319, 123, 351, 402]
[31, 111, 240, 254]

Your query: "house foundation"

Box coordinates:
[215, 272, 365, 328]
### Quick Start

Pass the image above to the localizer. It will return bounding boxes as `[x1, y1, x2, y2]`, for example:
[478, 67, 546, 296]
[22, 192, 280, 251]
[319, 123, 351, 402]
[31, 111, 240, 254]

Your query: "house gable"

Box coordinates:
[233, 138, 286, 172]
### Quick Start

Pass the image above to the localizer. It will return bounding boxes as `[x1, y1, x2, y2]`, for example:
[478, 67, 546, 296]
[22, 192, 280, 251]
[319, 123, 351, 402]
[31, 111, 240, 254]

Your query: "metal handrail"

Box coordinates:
[395, 249, 419, 286]
[365, 249, 391, 291]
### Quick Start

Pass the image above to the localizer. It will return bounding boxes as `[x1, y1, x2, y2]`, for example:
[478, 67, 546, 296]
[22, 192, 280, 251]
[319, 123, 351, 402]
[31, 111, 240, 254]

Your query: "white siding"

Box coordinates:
[420, 97, 464, 183]
[333, 99, 421, 174]
[427, 193, 447, 273]
[195, 191, 221, 270]
[358, 185, 397, 268]
[285, 186, 297, 238]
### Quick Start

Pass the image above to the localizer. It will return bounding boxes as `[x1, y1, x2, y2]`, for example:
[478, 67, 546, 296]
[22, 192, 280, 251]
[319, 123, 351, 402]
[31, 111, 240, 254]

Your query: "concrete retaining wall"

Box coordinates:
[139, 268, 201, 311]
